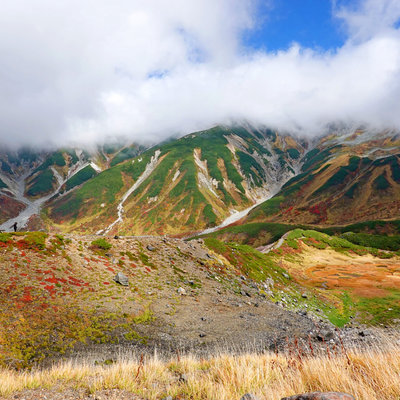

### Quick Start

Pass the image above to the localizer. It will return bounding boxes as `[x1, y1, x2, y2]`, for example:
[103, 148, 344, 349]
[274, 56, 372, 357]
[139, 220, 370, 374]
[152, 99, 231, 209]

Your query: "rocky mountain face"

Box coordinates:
[0, 126, 399, 236]
[43, 125, 306, 235]
[244, 129, 400, 227]
[0, 143, 145, 231]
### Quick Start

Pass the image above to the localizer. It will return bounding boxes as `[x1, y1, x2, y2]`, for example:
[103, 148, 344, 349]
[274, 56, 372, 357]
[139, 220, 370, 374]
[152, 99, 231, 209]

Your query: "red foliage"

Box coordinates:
[309, 204, 321, 215]
[44, 285, 55, 292]
[20, 287, 33, 302]
[309, 201, 328, 222]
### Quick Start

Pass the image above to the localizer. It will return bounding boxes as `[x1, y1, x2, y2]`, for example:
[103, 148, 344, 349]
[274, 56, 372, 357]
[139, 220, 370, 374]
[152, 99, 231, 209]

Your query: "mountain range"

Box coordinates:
[1, 125, 399, 238]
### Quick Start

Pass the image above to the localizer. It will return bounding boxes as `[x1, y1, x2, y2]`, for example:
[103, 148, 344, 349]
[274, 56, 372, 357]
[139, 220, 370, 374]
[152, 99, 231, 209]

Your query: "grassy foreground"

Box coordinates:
[0, 345, 399, 400]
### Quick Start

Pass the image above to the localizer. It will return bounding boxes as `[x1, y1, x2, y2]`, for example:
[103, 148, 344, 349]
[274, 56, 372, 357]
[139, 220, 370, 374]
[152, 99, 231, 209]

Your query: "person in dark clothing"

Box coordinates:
[10, 222, 17, 232]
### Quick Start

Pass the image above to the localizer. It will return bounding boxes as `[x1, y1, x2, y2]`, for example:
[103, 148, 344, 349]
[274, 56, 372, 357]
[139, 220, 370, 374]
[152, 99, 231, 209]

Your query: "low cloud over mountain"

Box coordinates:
[1, 0, 400, 148]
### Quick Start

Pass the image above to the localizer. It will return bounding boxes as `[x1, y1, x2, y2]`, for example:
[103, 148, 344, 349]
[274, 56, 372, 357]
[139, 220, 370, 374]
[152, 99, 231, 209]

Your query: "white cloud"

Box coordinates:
[0, 0, 400, 148]
[335, 0, 400, 42]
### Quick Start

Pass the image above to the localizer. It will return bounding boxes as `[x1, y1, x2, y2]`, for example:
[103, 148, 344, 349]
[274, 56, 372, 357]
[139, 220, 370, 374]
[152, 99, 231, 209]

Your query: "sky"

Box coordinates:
[1, 0, 400, 148]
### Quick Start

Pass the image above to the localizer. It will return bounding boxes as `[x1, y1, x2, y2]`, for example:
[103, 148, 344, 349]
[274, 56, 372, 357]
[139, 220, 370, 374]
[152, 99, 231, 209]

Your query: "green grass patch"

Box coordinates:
[248, 196, 284, 220]
[35, 151, 66, 173]
[65, 165, 97, 191]
[204, 237, 288, 283]
[26, 169, 56, 197]
[355, 290, 400, 325]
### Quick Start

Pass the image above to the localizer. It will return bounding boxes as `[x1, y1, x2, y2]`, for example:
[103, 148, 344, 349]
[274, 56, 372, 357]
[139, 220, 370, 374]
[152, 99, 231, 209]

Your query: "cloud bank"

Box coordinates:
[0, 0, 400, 147]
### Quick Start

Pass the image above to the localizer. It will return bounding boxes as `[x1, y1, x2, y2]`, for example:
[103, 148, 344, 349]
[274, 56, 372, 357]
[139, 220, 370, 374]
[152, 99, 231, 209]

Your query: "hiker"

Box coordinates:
[10, 222, 17, 232]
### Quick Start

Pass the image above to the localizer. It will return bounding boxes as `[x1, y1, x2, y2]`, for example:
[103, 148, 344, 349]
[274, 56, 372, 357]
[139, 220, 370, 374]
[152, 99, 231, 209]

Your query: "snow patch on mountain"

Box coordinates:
[99, 150, 161, 235]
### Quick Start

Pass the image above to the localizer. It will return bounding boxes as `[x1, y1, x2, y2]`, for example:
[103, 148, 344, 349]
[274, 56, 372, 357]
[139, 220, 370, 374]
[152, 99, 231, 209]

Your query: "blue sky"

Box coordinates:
[244, 0, 349, 51]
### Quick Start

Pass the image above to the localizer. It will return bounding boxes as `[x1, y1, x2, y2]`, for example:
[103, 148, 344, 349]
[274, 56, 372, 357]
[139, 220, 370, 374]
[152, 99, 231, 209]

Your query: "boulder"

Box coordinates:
[147, 244, 155, 251]
[240, 394, 260, 400]
[316, 329, 335, 342]
[177, 287, 186, 295]
[113, 272, 129, 286]
[281, 392, 355, 400]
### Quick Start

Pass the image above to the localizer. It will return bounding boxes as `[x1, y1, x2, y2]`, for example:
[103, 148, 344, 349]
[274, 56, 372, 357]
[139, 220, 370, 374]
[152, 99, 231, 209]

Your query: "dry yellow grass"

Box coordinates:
[0, 345, 399, 400]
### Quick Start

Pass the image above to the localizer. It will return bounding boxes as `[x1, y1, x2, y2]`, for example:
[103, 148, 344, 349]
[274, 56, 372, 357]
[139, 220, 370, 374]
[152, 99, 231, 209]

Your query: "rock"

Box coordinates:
[177, 287, 186, 295]
[113, 235, 119, 239]
[301, 293, 308, 299]
[282, 272, 290, 279]
[199, 333, 206, 337]
[240, 394, 260, 400]
[113, 272, 129, 286]
[146, 245, 155, 251]
[179, 373, 188, 383]
[281, 392, 355, 400]
[161, 396, 173, 400]
[317, 329, 334, 341]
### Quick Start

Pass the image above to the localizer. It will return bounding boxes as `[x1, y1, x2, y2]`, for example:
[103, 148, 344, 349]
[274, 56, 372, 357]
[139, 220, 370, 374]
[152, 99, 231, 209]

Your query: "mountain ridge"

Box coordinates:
[1, 125, 399, 236]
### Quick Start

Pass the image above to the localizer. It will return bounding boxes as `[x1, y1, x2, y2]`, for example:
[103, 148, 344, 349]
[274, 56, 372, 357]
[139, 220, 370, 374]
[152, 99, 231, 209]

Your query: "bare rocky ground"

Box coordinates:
[54, 235, 321, 362]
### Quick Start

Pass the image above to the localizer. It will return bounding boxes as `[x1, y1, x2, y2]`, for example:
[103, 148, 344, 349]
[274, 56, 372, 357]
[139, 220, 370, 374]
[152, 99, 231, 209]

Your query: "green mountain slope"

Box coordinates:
[244, 129, 400, 226]
[45, 126, 305, 235]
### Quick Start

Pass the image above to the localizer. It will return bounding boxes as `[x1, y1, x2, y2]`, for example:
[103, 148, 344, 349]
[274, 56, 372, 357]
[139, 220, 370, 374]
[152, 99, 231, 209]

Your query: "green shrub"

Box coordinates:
[1, 161, 12, 174]
[0, 232, 11, 243]
[287, 148, 300, 159]
[23, 232, 48, 250]
[35, 151, 66, 173]
[203, 204, 217, 225]
[374, 174, 390, 190]
[91, 238, 112, 251]
[341, 232, 400, 251]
